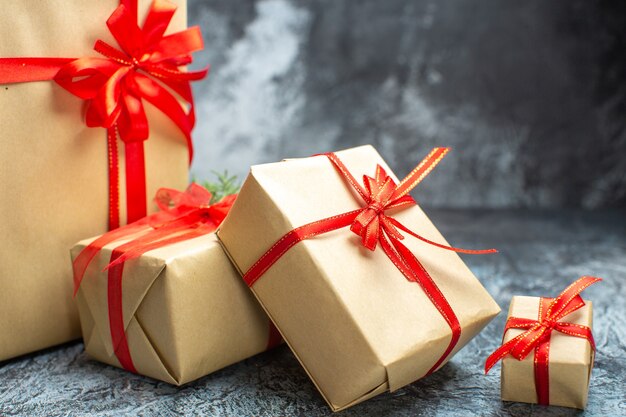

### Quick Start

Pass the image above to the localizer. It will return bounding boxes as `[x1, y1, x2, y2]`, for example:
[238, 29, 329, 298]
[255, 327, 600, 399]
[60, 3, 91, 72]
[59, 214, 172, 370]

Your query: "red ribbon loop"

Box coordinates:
[484, 276, 601, 406]
[243, 148, 497, 376]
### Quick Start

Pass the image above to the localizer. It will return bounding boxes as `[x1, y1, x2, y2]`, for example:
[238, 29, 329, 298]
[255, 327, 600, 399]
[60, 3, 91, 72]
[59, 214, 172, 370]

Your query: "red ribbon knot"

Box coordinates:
[485, 276, 601, 405]
[539, 318, 556, 330]
[348, 165, 411, 251]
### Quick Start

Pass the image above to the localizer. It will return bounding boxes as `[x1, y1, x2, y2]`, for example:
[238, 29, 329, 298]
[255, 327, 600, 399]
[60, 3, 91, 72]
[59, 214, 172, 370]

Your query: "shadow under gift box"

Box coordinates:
[501, 296, 594, 409]
[0, 0, 189, 361]
[71, 232, 272, 384]
[216, 145, 501, 411]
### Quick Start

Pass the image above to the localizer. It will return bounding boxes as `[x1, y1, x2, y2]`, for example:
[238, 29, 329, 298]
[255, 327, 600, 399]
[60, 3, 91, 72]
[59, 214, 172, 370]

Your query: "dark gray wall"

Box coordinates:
[188, 0, 626, 208]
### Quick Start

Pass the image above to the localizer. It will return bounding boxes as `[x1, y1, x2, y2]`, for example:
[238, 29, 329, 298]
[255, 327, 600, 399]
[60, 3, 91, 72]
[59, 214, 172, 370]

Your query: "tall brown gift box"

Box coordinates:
[70, 231, 275, 385]
[501, 296, 594, 409]
[217, 145, 501, 411]
[0, 0, 190, 361]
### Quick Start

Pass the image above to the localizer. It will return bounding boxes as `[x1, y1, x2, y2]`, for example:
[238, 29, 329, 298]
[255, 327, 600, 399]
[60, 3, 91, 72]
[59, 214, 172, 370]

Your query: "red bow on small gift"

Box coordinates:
[72, 183, 237, 373]
[485, 276, 601, 405]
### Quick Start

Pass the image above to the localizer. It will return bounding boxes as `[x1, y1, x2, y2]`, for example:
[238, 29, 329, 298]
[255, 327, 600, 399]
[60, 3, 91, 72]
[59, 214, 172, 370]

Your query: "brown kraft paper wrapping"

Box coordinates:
[0, 0, 189, 361]
[501, 296, 594, 409]
[217, 145, 501, 411]
[70, 232, 272, 384]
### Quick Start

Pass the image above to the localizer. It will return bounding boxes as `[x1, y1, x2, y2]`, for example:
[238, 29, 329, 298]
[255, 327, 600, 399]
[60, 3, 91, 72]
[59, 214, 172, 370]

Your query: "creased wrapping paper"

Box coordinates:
[71, 232, 272, 384]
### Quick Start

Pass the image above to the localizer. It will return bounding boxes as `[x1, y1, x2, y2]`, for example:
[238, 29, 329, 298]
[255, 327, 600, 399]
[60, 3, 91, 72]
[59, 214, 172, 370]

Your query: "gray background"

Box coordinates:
[188, 0, 626, 209]
[2, 2, 626, 416]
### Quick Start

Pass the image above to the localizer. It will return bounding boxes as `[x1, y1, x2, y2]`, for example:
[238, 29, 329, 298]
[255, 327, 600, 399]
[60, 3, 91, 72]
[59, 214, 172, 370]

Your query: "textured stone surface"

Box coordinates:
[0, 210, 624, 416]
[187, 0, 626, 209]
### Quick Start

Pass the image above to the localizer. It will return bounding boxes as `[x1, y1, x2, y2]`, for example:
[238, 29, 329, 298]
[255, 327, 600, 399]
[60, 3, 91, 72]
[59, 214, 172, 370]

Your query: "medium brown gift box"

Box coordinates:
[501, 296, 594, 409]
[0, 0, 189, 361]
[70, 232, 274, 384]
[217, 145, 501, 411]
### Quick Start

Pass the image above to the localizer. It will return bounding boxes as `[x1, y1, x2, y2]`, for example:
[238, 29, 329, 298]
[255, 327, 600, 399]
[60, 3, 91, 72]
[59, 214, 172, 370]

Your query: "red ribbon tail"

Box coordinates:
[134, 73, 195, 163]
[389, 217, 498, 255]
[546, 276, 602, 319]
[484, 333, 527, 374]
[391, 147, 450, 200]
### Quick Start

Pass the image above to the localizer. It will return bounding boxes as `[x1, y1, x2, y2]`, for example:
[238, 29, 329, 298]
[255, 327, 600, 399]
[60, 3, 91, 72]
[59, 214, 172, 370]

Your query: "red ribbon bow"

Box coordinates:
[73, 183, 234, 294]
[243, 148, 497, 376]
[54, 0, 207, 149]
[0, 0, 207, 229]
[72, 183, 237, 373]
[485, 276, 600, 405]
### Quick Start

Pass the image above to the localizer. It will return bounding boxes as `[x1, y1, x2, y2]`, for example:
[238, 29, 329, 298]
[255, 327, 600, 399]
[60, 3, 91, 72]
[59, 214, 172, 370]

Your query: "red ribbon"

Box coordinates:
[73, 184, 241, 372]
[0, 0, 208, 229]
[485, 276, 600, 405]
[243, 148, 497, 376]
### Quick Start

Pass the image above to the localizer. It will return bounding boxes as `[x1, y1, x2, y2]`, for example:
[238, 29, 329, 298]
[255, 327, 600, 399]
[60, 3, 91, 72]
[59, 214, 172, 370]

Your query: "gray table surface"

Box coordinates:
[1, 209, 624, 416]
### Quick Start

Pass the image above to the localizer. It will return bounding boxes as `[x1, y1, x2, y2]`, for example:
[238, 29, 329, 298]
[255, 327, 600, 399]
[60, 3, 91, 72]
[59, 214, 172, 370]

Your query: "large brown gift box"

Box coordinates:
[217, 145, 501, 411]
[501, 296, 594, 409]
[71, 232, 274, 384]
[0, 0, 189, 361]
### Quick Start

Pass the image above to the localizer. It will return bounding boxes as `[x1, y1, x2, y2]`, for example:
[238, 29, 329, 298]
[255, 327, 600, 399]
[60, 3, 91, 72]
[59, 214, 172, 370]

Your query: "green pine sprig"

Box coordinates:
[193, 170, 240, 204]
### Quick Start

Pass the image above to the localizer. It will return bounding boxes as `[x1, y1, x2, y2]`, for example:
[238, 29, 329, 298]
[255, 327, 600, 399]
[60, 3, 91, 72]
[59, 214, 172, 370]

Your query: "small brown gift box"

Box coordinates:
[0, 0, 189, 361]
[501, 296, 594, 409]
[71, 232, 274, 385]
[217, 145, 500, 411]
